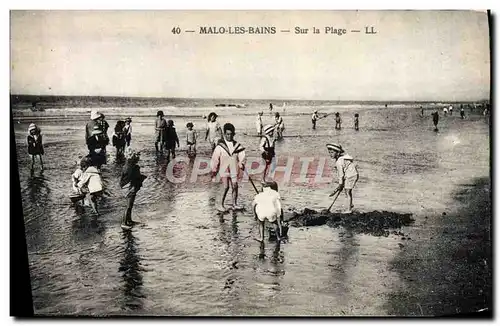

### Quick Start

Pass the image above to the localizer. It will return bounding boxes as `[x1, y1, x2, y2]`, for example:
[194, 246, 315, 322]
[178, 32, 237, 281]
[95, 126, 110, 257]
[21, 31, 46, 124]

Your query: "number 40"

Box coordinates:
[171, 27, 181, 34]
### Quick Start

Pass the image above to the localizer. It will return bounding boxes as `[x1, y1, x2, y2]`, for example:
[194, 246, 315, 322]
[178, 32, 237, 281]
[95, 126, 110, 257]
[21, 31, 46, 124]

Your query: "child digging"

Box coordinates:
[210, 123, 246, 212]
[259, 124, 276, 182]
[27, 123, 44, 172]
[252, 181, 284, 243]
[71, 157, 88, 205]
[77, 157, 104, 215]
[120, 149, 147, 229]
[326, 143, 359, 214]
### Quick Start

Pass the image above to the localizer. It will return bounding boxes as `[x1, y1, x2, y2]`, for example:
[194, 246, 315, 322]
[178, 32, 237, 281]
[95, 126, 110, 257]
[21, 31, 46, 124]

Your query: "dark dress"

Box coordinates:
[27, 134, 44, 155]
[165, 126, 180, 150]
[120, 162, 146, 198]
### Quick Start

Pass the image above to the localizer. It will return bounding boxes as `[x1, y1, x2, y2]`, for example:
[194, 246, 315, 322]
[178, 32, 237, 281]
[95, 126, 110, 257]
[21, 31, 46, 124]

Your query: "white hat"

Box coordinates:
[326, 143, 344, 153]
[263, 124, 275, 135]
[90, 110, 102, 120]
[28, 123, 37, 132]
[314, 110, 318, 113]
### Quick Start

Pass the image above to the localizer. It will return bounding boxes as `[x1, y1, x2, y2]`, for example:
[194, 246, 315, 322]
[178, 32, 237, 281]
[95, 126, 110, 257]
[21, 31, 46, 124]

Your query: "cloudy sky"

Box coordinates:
[10, 10, 490, 101]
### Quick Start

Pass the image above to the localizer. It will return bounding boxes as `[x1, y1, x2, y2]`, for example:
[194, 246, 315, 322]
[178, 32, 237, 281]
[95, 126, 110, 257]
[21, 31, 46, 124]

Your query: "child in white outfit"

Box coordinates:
[252, 181, 283, 242]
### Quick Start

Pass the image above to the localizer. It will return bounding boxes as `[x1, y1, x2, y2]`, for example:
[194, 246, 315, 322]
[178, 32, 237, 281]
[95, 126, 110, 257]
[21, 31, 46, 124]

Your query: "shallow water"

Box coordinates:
[15, 107, 490, 315]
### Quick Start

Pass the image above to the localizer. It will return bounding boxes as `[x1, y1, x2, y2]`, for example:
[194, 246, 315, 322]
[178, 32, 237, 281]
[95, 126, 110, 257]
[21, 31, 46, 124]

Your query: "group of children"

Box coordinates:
[154, 110, 181, 159]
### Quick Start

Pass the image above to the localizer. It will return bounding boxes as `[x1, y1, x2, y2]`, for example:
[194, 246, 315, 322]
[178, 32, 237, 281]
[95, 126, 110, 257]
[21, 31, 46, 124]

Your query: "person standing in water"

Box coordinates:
[312, 110, 319, 130]
[335, 112, 342, 130]
[259, 124, 276, 182]
[205, 112, 223, 153]
[256, 111, 263, 136]
[165, 120, 180, 160]
[120, 149, 147, 230]
[432, 109, 439, 131]
[449, 105, 453, 116]
[460, 106, 466, 119]
[269, 103, 273, 113]
[124, 117, 132, 147]
[27, 123, 44, 172]
[354, 113, 359, 131]
[274, 112, 284, 139]
[154, 110, 167, 154]
[186, 122, 198, 156]
[210, 123, 246, 212]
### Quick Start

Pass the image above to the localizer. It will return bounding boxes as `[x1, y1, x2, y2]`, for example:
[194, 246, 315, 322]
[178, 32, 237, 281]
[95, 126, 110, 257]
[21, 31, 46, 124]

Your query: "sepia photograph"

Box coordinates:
[10, 9, 491, 317]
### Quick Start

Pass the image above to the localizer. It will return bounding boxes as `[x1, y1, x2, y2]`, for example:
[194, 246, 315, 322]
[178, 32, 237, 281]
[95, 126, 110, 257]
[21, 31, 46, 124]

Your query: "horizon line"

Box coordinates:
[10, 93, 490, 103]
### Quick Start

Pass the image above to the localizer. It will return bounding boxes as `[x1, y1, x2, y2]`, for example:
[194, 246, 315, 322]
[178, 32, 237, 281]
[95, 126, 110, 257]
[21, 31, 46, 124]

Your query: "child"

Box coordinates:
[210, 123, 246, 212]
[354, 113, 359, 131]
[252, 181, 283, 243]
[432, 109, 439, 131]
[460, 106, 465, 119]
[326, 143, 359, 214]
[205, 112, 222, 152]
[155, 110, 167, 153]
[259, 124, 276, 182]
[186, 122, 198, 156]
[120, 148, 147, 229]
[112, 120, 127, 160]
[256, 111, 263, 136]
[335, 112, 342, 130]
[124, 117, 132, 147]
[312, 110, 319, 130]
[165, 120, 180, 159]
[71, 157, 88, 205]
[27, 123, 44, 172]
[77, 156, 104, 215]
[274, 112, 285, 139]
[87, 126, 107, 168]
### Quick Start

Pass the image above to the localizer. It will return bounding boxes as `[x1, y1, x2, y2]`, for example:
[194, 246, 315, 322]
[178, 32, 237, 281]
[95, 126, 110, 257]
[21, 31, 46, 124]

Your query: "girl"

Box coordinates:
[259, 124, 276, 182]
[77, 157, 104, 215]
[205, 112, 223, 152]
[252, 181, 283, 243]
[124, 117, 132, 147]
[165, 120, 180, 159]
[120, 149, 147, 229]
[274, 113, 285, 139]
[27, 123, 44, 172]
[186, 122, 198, 156]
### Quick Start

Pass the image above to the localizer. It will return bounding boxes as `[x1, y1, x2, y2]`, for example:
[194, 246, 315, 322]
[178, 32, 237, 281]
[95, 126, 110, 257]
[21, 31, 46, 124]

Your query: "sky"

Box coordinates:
[10, 10, 490, 101]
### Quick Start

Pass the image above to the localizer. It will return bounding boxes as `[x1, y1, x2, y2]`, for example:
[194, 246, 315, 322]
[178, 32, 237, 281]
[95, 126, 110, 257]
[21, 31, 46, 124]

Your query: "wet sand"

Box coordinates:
[13, 107, 491, 316]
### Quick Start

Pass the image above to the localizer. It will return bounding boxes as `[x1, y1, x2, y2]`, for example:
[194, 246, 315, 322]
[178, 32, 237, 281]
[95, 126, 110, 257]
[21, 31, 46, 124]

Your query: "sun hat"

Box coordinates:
[90, 110, 102, 120]
[326, 143, 344, 153]
[263, 124, 275, 135]
[28, 123, 37, 132]
[314, 110, 318, 113]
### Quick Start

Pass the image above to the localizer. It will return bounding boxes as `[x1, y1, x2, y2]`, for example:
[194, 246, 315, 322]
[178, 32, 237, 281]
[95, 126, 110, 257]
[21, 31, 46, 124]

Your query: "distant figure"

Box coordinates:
[205, 112, 223, 152]
[112, 120, 127, 161]
[210, 123, 246, 212]
[165, 120, 180, 160]
[269, 103, 273, 112]
[326, 143, 359, 213]
[30, 102, 37, 112]
[252, 181, 284, 243]
[256, 111, 263, 136]
[432, 109, 439, 131]
[312, 110, 319, 130]
[77, 156, 104, 215]
[120, 149, 147, 230]
[449, 105, 453, 116]
[443, 106, 448, 116]
[27, 123, 44, 172]
[335, 112, 342, 130]
[460, 106, 465, 119]
[124, 117, 132, 147]
[155, 110, 167, 154]
[259, 124, 276, 182]
[274, 113, 285, 139]
[354, 113, 359, 131]
[186, 122, 198, 157]
[420, 106, 424, 117]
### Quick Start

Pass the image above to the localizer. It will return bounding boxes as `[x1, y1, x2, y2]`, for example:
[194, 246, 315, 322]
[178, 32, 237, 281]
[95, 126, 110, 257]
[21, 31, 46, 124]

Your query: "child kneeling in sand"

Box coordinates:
[76, 157, 104, 215]
[120, 149, 147, 229]
[326, 143, 359, 213]
[252, 181, 284, 242]
[210, 123, 246, 212]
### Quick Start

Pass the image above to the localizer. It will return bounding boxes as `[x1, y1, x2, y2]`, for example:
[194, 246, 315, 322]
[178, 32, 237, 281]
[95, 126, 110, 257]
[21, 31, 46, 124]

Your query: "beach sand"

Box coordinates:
[13, 106, 491, 316]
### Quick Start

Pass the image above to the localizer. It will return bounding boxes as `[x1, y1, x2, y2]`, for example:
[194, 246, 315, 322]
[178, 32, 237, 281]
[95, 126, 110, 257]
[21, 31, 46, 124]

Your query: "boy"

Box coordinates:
[124, 117, 132, 147]
[335, 112, 342, 130]
[120, 149, 147, 229]
[27, 123, 44, 172]
[311, 110, 319, 130]
[210, 123, 246, 212]
[252, 181, 283, 243]
[155, 110, 167, 153]
[112, 120, 127, 160]
[354, 113, 359, 131]
[256, 111, 263, 136]
[259, 124, 276, 182]
[186, 122, 198, 156]
[77, 156, 104, 215]
[274, 113, 284, 139]
[432, 109, 439, 131]
[164, 120, 180, 159]
[326, 143, 359, 213]
[205, 112, 222, 152]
